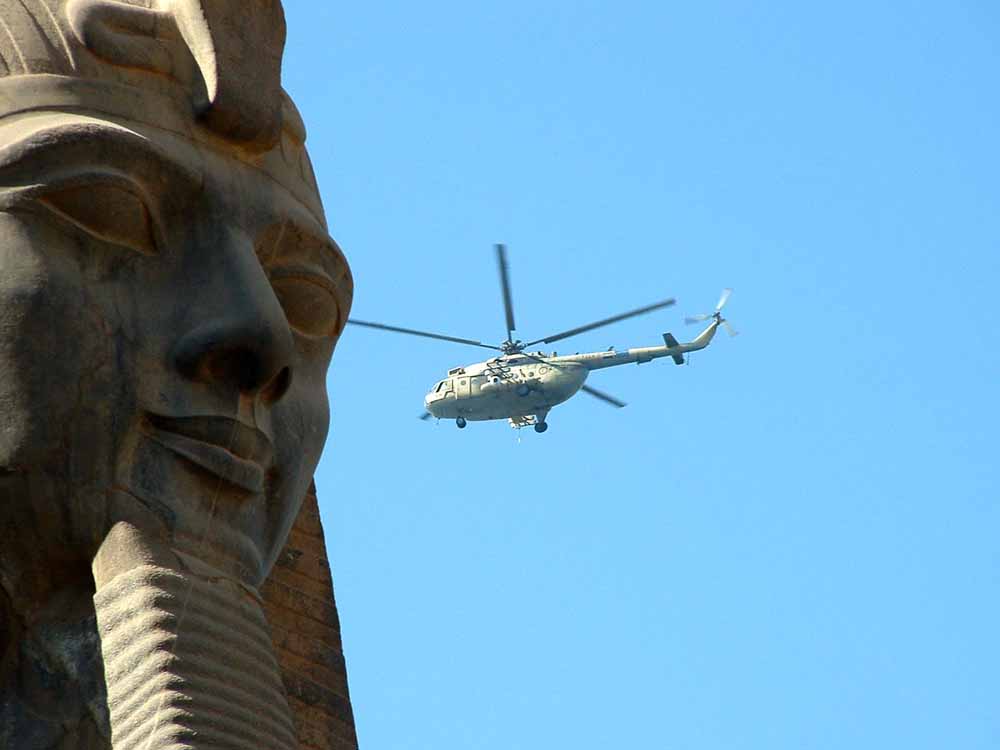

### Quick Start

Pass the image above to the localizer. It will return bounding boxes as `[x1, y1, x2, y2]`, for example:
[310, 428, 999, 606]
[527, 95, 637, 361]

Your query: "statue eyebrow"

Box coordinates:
[0, 121, 203, 193]
[259, 218, 351, 287]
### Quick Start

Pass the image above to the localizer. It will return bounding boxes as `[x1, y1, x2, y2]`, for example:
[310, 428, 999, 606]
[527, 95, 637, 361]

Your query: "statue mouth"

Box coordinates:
[144, 414, 273, 494]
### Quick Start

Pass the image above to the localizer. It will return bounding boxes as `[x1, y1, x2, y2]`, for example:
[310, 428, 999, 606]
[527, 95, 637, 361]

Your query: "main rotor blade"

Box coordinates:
[495, 243, 517, 342]
[581, 384, 627, 408]
[347, 319, 501, 350]
[524, 298, 676, 347]
[716, 288, 733, 312]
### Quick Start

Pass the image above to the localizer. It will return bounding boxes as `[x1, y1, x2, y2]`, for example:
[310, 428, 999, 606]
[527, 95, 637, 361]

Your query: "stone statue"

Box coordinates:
[0, 1, 357, 747]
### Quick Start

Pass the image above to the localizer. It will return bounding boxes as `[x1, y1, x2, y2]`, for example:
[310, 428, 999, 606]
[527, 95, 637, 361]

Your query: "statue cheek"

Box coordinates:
[262, 385, 328, 569]
[0, 223, 141, 559]
[272, 395, 326, 486]
[0, 252, 90, 460]
[271, 352, 331, 457]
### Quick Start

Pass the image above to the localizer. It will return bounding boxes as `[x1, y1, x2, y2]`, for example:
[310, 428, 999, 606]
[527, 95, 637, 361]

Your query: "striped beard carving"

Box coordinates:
[92, 523, 297, 750]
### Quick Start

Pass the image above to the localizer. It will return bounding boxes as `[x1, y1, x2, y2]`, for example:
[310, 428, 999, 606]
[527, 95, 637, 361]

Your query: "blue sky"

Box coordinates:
[281, 2, 999, 747]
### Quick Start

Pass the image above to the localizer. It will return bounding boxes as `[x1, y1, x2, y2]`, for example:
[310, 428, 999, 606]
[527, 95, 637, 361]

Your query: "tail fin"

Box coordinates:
[662, 333, 685, 365]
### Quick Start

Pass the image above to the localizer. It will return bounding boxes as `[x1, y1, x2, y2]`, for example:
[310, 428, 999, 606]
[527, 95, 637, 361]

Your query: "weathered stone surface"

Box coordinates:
[0, 2, 357, 748]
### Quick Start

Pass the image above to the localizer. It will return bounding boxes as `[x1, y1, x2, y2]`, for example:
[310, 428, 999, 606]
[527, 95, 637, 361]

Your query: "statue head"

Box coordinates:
[0, 0, 353, 590]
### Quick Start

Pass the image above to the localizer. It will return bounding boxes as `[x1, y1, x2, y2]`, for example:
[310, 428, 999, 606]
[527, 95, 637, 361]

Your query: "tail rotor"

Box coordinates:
[685, 287, 737, 337]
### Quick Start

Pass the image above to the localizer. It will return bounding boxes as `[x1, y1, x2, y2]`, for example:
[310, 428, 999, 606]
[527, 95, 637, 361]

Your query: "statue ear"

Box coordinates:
[66, 0, 183, 78]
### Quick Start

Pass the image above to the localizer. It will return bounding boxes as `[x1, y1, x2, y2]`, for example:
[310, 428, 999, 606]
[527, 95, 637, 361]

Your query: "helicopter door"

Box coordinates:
[455, 375, 471, 400]
[470, 375, 486, 396]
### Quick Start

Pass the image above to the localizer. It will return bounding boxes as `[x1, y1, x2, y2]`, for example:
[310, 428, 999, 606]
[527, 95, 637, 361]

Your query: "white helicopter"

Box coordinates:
[347, 244, 735, 433]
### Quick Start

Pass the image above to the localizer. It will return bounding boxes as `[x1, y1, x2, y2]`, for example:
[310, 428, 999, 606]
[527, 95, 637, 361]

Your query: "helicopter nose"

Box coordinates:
[424, 396, 442, 419]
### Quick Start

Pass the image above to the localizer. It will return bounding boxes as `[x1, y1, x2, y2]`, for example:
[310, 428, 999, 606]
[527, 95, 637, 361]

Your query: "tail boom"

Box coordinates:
[552, 320, 719, 372]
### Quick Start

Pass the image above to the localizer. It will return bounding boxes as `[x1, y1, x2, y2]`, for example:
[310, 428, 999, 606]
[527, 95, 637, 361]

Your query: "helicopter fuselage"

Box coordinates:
[424, 320, 720, 425]
[424, 356, 587, 422]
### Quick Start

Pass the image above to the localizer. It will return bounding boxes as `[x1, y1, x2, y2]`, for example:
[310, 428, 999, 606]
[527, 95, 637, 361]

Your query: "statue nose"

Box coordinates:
[172, 316, 294, 402]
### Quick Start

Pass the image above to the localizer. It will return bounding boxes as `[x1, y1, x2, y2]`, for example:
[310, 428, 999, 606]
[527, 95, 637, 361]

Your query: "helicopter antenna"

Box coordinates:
[495, 243, 517, 345]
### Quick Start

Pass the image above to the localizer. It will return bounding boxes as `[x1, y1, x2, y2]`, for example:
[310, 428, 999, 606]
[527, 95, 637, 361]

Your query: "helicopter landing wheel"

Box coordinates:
[456, 417, 467, 429]
[534, 421, 548, 434]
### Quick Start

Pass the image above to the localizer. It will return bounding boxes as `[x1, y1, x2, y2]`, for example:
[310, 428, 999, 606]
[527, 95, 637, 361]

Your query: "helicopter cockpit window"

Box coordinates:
[435, 381, 445, 393]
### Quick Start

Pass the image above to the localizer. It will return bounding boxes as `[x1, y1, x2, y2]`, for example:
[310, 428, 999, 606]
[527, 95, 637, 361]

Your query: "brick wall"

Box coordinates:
[262, 483, 359, 750]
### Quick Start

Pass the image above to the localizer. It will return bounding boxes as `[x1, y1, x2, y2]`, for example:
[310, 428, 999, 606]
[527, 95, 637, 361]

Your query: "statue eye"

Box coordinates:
[269, 270, 342, 338]
[37, 183, 157, 256]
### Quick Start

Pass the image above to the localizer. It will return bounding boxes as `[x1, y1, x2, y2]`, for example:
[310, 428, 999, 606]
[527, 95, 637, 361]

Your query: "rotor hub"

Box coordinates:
[501, 340, 525, 355]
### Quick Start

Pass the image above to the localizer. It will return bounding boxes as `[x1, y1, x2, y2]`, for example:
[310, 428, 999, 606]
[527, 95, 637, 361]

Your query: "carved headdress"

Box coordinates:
[0, 0, 323, 220]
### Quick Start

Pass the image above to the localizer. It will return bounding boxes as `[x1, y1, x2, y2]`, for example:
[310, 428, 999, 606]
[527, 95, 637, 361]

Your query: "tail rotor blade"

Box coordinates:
[581, 384, 627, 408]
[722, 320, 739, 337]
[495, 243, 517, 342]
[684, 314, 710, 325]
[716, 288, 733, 312]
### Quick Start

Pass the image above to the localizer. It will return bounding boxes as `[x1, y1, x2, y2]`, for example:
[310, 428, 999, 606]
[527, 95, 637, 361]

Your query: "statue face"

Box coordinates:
[0, 112, 351, 586]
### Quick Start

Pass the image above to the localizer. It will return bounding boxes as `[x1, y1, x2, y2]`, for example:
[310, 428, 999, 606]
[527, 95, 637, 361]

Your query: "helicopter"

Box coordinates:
[347, 244, 735, 433]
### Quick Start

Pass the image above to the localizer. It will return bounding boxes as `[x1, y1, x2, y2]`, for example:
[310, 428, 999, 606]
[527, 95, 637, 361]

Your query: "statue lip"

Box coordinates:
[145, 414, 274, 494]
